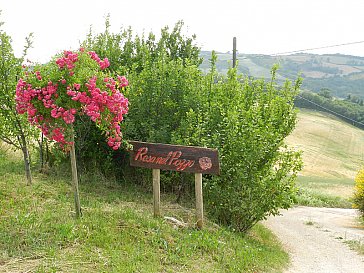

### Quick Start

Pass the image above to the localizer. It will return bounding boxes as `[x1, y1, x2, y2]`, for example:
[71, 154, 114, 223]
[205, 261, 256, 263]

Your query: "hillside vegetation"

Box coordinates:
[200, 52, 364, 99]
[287, 109, 364, 204]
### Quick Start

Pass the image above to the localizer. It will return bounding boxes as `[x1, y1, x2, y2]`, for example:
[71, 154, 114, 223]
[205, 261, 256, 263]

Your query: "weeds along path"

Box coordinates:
[263, 206, 364, 273]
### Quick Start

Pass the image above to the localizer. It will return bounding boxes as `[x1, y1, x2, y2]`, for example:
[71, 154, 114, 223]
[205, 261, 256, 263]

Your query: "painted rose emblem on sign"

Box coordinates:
[199, 157, 212, 170]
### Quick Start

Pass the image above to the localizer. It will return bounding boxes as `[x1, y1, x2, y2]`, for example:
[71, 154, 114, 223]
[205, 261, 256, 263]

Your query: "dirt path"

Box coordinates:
[263, 206, 364, 273]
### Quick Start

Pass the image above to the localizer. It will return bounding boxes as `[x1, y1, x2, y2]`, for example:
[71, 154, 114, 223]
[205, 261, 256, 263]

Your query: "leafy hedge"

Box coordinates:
[75, 21, 302, 232]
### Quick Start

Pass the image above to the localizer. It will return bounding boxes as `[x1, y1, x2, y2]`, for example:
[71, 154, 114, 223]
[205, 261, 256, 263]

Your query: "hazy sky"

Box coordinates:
[1, 0, 364, 63]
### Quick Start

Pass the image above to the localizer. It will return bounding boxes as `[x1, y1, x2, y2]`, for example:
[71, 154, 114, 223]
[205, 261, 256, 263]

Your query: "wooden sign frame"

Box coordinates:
[130, 141, 220, 175]
[129, 141, 220, 229]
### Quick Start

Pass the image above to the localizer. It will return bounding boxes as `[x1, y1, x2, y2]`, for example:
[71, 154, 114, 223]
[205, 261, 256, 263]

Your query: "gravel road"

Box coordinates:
[263, 206, 364, 273]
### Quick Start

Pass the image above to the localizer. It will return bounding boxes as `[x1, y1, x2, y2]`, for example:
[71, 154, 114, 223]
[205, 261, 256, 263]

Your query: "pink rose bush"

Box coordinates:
[16, 49, 129, 150]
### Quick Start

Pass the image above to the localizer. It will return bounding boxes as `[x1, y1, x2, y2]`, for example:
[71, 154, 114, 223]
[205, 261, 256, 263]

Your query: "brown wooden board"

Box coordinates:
[129, 141, 220, 175]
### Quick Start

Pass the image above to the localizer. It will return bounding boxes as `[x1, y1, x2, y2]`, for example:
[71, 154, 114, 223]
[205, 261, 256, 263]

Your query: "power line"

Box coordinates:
[271, 40, 364, 56]
[232, 40, 364, 59]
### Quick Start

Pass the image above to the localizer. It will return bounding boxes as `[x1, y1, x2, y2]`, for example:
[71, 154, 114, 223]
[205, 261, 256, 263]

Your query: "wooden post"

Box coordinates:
[70, 133, 81, 218]
[153, 169, 161, 217]
[233, 37, 237, 68]
[195, 173, 203, 229]
[39, 133, 44, 171]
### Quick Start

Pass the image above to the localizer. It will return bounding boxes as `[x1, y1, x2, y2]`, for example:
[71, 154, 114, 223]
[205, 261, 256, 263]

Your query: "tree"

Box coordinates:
[16, 49, 129, 217]
[0, 22, 35, 185]
[318, 88, 332, 100]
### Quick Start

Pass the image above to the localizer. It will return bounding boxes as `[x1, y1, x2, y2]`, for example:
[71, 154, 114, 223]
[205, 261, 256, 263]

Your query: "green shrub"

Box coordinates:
[173, 55, 302, 232]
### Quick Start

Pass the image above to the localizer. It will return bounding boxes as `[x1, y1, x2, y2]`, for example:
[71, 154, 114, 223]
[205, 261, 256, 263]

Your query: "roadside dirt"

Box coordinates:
[263, 206, 364, 273]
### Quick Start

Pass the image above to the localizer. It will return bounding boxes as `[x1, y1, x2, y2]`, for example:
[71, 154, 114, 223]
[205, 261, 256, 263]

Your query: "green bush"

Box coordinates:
[173, 55, 302, 232]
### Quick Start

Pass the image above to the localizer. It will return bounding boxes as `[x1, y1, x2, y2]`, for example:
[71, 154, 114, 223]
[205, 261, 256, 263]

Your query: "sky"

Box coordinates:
[1, 0, 364, 63]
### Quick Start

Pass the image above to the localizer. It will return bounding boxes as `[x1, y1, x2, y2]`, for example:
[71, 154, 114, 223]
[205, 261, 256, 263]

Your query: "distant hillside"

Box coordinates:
[200, 51, 364, 99]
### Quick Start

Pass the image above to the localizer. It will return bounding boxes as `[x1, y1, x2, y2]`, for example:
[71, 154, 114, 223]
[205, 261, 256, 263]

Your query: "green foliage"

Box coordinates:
[346, 94, 364, 106]
[0, 19, 36, 184]
[173, 56, 302, 232]
[82, 19, 201, 75]
[77, 20, 201, 174]
[295, 188, 352, 208]
[125, 56, 201, 144]
[353, 168, 364, 215]
[294, 176, 354, 208]
[0, 25, 35, 148]
[318, 88, 333, 100]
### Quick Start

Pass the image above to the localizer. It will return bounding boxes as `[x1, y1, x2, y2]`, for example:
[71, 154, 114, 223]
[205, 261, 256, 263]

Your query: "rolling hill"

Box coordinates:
[200, 51, 364, 99]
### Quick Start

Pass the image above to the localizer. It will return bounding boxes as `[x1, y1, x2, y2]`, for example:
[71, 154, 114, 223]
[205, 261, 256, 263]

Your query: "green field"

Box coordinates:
[0, 148, 288, 273]
[287, 109, 364, 207]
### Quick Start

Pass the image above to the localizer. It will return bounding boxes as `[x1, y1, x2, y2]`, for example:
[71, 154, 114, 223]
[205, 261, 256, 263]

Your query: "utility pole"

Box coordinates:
[233, 37, 237, 68]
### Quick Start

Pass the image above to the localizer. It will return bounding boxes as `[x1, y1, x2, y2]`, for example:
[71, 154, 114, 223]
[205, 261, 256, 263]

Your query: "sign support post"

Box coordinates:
[195, 173, 203, 229]
[152, 169, 161, 217]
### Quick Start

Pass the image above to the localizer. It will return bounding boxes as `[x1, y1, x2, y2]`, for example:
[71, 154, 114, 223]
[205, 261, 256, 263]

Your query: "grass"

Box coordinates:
[294, 176, 353, 208]
[304, 220, 315, 226]
[287, 109, 364, 179]
[0, 148, 289, 273]
[286, 109, 364, 208]
[345, 240, 364, 255]
[296, 176, 354, 197]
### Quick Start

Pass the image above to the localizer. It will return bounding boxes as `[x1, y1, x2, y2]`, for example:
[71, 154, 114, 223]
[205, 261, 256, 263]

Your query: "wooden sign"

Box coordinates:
[129, 141, 220, 229]
[129, 141, 220, 175]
